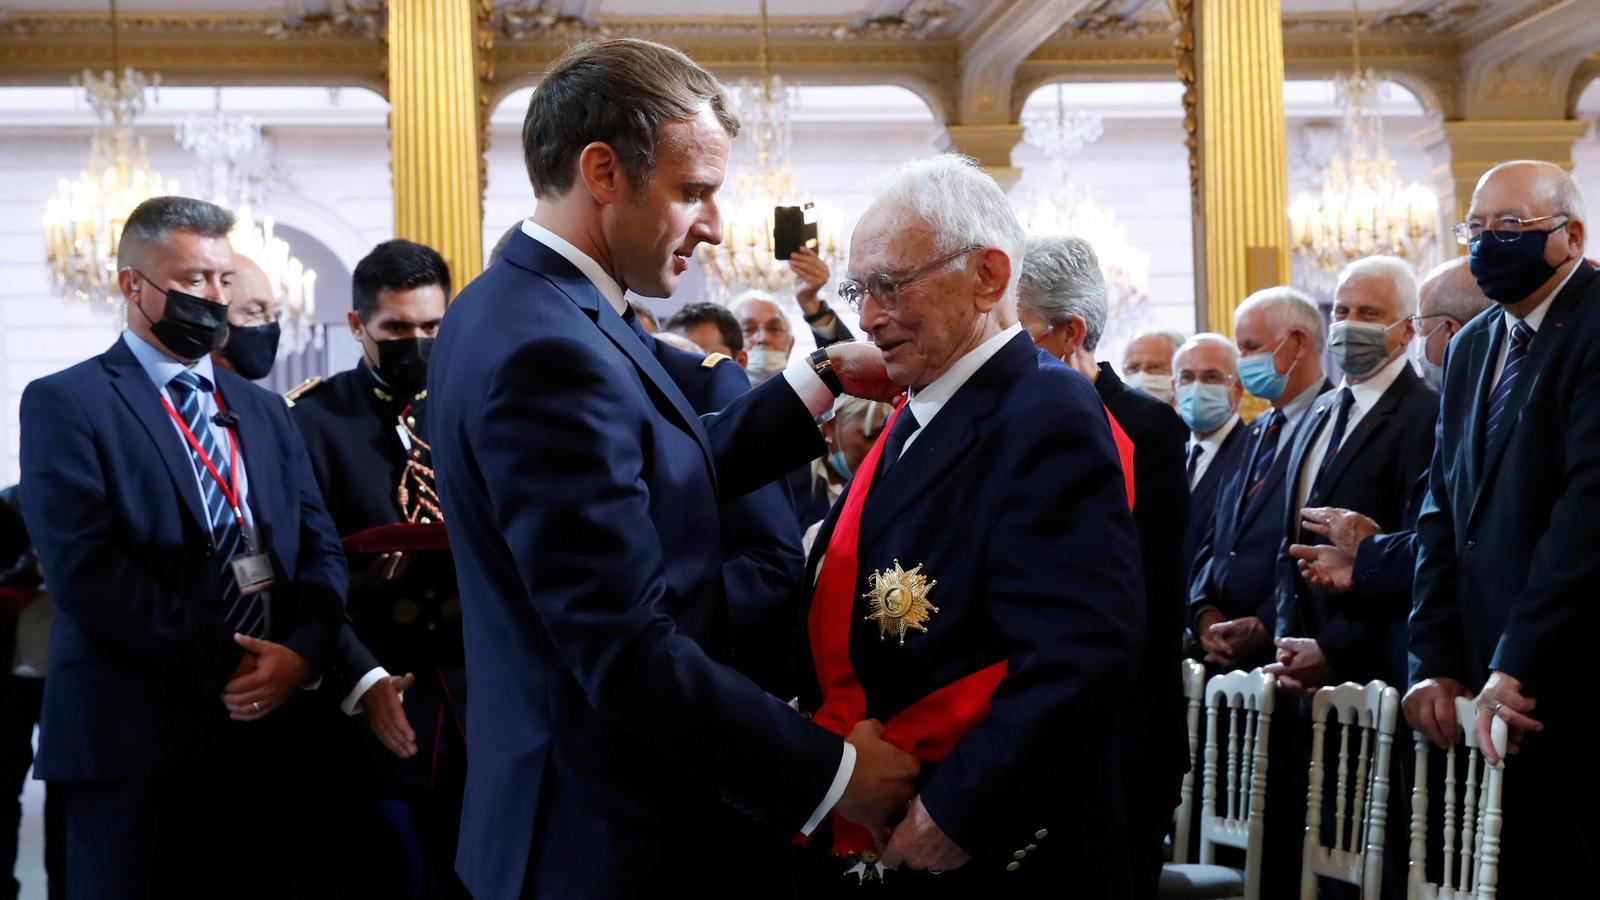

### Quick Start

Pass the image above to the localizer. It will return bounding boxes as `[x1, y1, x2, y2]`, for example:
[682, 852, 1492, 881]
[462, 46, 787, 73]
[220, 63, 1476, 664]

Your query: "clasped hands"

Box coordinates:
[1402, 671, 1541, 765]
[835, 720, 971, 873]
[221, 633, 310, 721]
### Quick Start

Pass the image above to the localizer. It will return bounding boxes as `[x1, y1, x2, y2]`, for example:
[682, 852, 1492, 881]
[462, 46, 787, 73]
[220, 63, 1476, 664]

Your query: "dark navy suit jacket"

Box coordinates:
[799, 333, 1144, 892]
[1183, 419, 1248, 576]
[18, 338, 346, 782]
[429, 232, 842, 899]
[1188, 380, 1332, 666]
[1273, 364, 1436, 686]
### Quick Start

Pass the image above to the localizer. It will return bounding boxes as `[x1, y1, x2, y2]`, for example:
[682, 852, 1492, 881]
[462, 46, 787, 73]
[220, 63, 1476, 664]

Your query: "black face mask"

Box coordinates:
[1469, 227, 1562, 304]
[223, 322, 281, 381]
[370, 336, 434, 395]
[132, 271, 229, 361]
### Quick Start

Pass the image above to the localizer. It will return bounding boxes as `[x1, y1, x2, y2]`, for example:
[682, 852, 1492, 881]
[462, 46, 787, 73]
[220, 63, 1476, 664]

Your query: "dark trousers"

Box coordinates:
[0, 676, 60, 900]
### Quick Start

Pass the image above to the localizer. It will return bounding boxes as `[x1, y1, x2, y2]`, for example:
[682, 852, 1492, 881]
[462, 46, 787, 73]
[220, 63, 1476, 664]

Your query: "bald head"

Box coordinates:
[1472, 160, 1586, 227]
[1466, 160, 1587, 311]
[228, 255, 280, 328]
[1419, 257, 1490, 324]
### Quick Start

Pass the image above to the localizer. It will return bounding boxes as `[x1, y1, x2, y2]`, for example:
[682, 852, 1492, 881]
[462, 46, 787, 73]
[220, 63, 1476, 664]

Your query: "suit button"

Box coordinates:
[1034, 829, 1049, 840]
[1465, 539, 1476, 550]
[1006, 862, 1021, 872]
[1013, 850, 1027, 860]
[1228, 551, 1237, 559]
[1026, 844, 1038, 851]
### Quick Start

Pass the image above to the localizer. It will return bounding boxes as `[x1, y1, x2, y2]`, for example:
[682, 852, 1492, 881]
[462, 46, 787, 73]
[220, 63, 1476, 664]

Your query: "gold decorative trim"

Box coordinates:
[1170, 0, 1198, 217]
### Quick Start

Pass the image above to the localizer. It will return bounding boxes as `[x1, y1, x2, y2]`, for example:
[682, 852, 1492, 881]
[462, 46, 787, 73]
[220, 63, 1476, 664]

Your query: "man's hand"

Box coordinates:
[827, 343, 899, 402]
[1194, 609, 1231, 664]
[360, 673, 419, 759]
[1402, 676, 1469, 749]
[1205, 616, 1268, 668]
[1289, 543, 1355, 594]
[350, 552, 411, 590]
[789, 248, 831, 315]
[222, 633, 311, 721]
[834, 719, 919, 848]
[1299, 507, 1380, 558]
[881, 795, 971, 873]
[1474, 671, 1540, 764]
[1263, 636, 1333, 696]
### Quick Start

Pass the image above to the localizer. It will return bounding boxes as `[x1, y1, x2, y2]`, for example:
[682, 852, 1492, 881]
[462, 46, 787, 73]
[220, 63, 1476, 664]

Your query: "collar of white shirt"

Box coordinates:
[1278, 376, 1321, 427]
[1193, 411, 1241, 455]
[1500, 258, 1578, 336]
[121, 328, 216, 392]
[1339, 351, 1410, 417]
[903, 323, 1023, 431]
[520, 218, 629, 317]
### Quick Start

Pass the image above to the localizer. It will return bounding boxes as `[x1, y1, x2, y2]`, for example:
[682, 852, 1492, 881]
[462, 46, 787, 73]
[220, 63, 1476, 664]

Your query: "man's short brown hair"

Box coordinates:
[522, 38, 739, 199]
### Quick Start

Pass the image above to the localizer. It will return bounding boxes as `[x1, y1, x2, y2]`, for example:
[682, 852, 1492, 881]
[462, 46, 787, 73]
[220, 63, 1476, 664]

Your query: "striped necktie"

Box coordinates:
[1243, 408, 1286, 505]
[1312, 387, 1356, 493]
[1186, 443, 1204, 489]
[1484, 321, 1534, 448]
[167, 371, 267, 637]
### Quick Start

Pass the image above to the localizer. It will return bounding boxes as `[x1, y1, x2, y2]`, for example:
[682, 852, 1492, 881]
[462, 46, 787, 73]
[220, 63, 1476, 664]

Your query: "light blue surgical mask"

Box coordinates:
[1238, 335, 1296, 402]
[827, 450, 853, 480]
[1421, 357, 1445, 391]
[1177, 382, 1236, 435]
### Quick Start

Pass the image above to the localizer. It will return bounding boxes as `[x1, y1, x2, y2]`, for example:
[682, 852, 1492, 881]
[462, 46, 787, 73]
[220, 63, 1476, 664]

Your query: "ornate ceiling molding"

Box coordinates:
[266, 0, 384, 41]
[836, 0, 960, 40]
[492, 1, 607, 41]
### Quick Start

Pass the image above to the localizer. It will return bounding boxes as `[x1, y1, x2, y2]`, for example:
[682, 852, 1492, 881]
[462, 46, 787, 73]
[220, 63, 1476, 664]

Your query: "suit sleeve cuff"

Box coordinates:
[800, 741, 856, 837]
[782, 357, 837, 421]
[340, 666, 390, 716]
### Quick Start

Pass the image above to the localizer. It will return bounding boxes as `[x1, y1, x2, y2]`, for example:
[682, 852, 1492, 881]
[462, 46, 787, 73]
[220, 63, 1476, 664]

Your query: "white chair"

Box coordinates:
[1407, 695, 1508, 900]
[1171, 658, 1208, 865]
[1160, 668, 1276, 900]
[1299, 680, 1401, 899]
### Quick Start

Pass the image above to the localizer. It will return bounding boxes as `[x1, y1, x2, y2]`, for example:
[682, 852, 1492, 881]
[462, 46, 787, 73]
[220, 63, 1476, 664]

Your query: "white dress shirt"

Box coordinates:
[515, 219, 851, 836]
[1489, 261, 1574, 390]
[896, 323, 1024, 459]
[1187, 412, 1241, 489]
[1292, 352, 1409, 517]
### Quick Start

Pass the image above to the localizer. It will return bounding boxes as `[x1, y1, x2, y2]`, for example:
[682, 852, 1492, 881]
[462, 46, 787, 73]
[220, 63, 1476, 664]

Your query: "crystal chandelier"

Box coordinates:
[1015, 85, 1151, 345]
[1288, 0, 1439, 288]
[177, 91, 321, 358]
[697, 0, 847, 302]
[42, 0, 178, 316]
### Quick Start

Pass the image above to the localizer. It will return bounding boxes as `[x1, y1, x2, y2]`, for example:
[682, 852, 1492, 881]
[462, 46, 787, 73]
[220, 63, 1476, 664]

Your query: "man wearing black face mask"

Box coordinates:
[287, 239, 466, 899]
[18, 197, 347, 898]
[213, 254, 282, 382]
[1405, 160, 1600, 896]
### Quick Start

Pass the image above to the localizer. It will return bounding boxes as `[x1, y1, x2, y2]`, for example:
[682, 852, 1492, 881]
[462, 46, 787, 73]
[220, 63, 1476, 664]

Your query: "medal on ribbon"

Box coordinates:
[863, 560, 939, 645]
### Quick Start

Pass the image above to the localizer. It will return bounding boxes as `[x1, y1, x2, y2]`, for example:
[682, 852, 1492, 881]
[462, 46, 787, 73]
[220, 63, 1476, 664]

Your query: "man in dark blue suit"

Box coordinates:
[427, 40, 916, 898]
[1405, 160, 1600, 894]
[1189, 287, 1331, 671]
[1269, 256, 1438, 694]
[18, 196, 347, 899]
[1173, 335, 1248, 579]
[793, 156, 1144, 897]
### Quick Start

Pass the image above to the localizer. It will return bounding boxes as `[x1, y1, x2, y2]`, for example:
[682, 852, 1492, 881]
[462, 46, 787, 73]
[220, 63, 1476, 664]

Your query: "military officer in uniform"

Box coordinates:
[288, 239, 467, 900]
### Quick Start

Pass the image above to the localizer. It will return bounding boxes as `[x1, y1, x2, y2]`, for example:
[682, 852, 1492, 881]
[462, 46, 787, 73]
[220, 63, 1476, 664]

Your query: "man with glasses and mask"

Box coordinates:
[288, 238, 468, 899]
[794, 156, 1143, 896]
[18, 195, 347, 898]
[1172, 334, 1247, 584]
[212, 254, 282, 382]
[1405, 160, 1600, 894]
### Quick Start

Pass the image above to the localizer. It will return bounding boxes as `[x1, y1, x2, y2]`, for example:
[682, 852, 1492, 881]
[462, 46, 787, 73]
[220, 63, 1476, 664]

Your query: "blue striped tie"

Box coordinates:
[168, 371, 267, 637]
[1484, 322, 1534, 448]
[1243, 408, 1285, 504]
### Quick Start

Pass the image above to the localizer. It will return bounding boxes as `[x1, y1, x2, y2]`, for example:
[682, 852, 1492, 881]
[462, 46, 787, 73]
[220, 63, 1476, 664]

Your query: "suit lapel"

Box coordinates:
[102, 341, 211, 535]
[1318, 367, 1416, 497]
[218, 376, 277, 554]
[856, 333, 1032, 551]
[1465, 313, 1503, 486]
[1279, 392, 1332, 529]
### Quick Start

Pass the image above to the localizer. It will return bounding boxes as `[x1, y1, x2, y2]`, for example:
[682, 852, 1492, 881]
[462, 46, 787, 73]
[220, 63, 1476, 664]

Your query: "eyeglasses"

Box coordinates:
[838, 245, 983, 314]
[1175, 371, 1237, 388]
[1452, 214, 1568, 246]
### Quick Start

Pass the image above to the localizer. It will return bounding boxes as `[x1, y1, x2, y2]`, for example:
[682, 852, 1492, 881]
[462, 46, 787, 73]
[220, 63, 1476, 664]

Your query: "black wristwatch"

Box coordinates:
[807, 347, 844, 397]
[803, 301, 835, 325]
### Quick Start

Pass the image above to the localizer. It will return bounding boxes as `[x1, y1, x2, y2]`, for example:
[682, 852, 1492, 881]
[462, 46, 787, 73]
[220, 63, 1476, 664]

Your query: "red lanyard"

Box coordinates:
[159, 387, 244, 533]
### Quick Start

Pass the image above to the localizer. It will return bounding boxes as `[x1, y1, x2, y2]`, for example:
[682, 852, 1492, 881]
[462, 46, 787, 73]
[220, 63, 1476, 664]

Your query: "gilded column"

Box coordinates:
[1440, 119, 1588, 224]
[388, 0, 485, 283]
[1193, 0, 1289, 335]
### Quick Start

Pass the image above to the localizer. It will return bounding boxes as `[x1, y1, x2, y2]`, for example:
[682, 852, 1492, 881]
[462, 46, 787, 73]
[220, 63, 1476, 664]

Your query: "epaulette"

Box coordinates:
[701, 352, 731, 369]
[283, 376, 324, 408]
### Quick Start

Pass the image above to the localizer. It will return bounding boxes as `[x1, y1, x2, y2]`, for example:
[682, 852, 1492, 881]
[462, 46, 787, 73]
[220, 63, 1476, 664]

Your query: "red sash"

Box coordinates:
[806, 399, 1008, 857]
[1104, 406, 1136, 510]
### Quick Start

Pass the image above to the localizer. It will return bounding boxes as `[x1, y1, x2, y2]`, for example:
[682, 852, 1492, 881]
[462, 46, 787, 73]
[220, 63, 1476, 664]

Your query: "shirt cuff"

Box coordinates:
[782, 355, 837, 420]
[800, 740, 856, 837]
[340, 666, 390, 716]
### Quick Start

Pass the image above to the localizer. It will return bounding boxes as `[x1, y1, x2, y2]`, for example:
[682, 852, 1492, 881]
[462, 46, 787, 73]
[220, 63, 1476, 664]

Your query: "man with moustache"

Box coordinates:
[794, 156, 1144, 897]
[426, 39, 917, 898]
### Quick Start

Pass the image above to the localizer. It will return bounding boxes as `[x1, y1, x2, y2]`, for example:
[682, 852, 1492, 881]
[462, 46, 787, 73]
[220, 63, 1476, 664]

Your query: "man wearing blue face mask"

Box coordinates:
[1172, 334, 1247, 578]
[1404, 160, 1600, 896]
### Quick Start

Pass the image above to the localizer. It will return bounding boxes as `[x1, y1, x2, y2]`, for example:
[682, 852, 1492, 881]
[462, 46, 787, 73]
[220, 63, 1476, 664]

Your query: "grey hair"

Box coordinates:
[832, 396, 892, 438]
[1173, 332, 1240, 374]
[1017, 234, 1108, 350]
[868, 154, 1026, 313]
[1478, 160, 1587, 225]
[1234, 285, 1326, 353]
[1128, 328, 1188, 361]
[1554, 171, 1587, 224]
[1335, 255, 1419, 317]
[1420, 257, 1494, 325]
[116, 196, 235, 268]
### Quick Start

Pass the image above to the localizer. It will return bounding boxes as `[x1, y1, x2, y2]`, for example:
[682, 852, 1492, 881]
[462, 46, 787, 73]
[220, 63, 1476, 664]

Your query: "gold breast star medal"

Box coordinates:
[864, 560, 939, 645]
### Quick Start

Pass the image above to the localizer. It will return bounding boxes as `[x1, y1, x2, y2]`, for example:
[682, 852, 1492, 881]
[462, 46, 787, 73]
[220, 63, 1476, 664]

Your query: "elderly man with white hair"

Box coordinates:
[795, 154, 1143, 897]
[1121, 328, 1187, 405]
[1172, 333, 1248, 576]
[1405, 160, 1600, 894]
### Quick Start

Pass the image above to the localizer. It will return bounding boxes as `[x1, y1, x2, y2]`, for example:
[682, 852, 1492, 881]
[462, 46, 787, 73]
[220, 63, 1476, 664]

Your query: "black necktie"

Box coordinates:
[875, 406, 922, 482]
[1312, 387, 1356, 493]
[621, 304, 650, 345]
[1485, 321, 1534, 448]
[1186, 443, 1205, 489]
